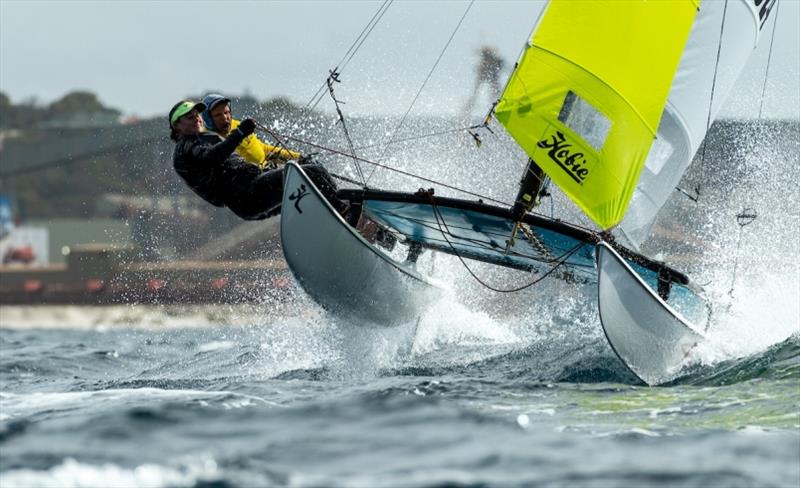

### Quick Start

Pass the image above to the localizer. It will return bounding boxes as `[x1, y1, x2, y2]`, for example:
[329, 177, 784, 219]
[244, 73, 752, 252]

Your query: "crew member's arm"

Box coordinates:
[228, 118, 300, 167]
[262, 142, 301, 163]
[187, 120, 254, 165]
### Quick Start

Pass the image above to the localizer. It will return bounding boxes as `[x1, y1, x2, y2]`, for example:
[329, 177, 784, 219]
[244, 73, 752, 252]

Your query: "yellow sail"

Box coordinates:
[495, 0, 699, 229]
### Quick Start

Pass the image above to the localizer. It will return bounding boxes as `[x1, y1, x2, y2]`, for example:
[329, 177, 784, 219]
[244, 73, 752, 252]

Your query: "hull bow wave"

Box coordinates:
[597, 242, 706, 385]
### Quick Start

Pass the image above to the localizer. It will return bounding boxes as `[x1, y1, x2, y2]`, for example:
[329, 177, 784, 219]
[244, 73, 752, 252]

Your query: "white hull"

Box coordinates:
[280, 163, 440, 327]
[596, 242, 705, 385]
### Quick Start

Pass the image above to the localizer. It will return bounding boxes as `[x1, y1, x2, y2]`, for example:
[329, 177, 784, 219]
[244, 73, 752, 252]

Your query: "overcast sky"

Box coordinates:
[1, 0, 798, 120]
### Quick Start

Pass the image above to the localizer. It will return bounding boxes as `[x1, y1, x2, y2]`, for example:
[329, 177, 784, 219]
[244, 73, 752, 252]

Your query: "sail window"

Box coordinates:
[557, 91, 610, 151]
[643, 136, 674, 175]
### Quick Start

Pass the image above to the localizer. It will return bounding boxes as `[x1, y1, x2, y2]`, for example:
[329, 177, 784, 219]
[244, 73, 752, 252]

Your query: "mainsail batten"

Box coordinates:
[496, 0, 699, 229]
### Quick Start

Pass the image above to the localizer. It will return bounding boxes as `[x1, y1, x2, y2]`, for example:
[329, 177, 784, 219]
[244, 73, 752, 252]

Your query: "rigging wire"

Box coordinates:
[379, 206, 592, 268]
[726, 208, 757, 305]
[757, 0, 780, 119]
[489, 0, 547, 120]
[365, 0, 476, 184]
[686, 0, 729, 203]
[724, 5, 778, 309]
[326, 72, 367, 185]
[339, 2, 393, 73]
[303, 0, 393, 113]
[254, 122, 604, 233]
[353, 124, 482, 151]
[254, 121, 361, 186]
[423, 190, 587, 292]
[263, 124, 510, 203]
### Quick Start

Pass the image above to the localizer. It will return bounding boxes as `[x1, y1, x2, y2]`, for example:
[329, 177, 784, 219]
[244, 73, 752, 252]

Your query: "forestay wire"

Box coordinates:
[678, 0, 729, 203]
[294, 0, 497, 193]
[757, 0, 780, 119]
[253, 1, 392, 175]
[302, 0, 395, 186]
[365, 0, 476, 185]
[303, 0, 394, 113]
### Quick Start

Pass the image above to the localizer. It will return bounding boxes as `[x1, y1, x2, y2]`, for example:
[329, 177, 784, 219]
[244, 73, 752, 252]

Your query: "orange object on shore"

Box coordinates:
[210, 277, 229, 290]
[86, 279, 105, 293]
[4, 245, 36, 264]
[24, 279, 43, 293]
[147, 278, 166, 292]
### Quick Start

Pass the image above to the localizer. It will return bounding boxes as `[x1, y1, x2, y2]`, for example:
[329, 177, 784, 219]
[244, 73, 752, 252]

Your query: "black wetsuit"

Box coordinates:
[173, 131, 339, 220]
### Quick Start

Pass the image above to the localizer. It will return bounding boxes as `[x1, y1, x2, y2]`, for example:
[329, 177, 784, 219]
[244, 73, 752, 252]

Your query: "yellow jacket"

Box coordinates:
[226, 119, 301, 169]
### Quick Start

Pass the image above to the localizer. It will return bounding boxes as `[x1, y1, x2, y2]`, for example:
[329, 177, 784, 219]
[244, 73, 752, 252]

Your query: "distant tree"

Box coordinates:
[0, 91, 11, 129]
[38, 91, 122, 128]
[232, 93, 262, 118]
[48, 90, 121, 117]
[261, 96, 300, 116]
[0, 92, 47, 130]
[223, 94, 303, 124]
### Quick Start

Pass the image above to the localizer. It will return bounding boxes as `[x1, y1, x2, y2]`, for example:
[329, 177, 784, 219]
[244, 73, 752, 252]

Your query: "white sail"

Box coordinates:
[620, 0, 778, 246]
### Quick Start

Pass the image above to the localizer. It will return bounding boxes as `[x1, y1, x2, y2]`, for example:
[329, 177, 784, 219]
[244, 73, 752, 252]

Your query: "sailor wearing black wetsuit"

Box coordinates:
[168, 99, 341, 220]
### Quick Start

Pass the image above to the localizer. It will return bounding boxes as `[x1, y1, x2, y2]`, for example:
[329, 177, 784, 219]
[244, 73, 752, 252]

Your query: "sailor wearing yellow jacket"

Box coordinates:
[201, 93, 300, 168]
[170, 98, 344, 221]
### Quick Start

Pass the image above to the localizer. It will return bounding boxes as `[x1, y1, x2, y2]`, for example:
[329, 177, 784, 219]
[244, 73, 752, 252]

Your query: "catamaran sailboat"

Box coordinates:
[279, 0, 778, 385]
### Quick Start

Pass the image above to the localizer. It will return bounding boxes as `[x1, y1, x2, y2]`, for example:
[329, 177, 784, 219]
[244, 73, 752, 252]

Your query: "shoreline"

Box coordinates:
[0, 303, 321, 330]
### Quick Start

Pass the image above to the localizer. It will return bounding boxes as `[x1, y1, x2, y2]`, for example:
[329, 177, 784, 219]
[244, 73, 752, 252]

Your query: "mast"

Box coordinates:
[510, 158, 548, 222]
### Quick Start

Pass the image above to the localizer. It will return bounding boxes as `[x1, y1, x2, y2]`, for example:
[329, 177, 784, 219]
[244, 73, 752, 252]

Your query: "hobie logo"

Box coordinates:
[289, 184, 308, 213]
[754, 0, 776, 29]
[536, 130, 592, 184]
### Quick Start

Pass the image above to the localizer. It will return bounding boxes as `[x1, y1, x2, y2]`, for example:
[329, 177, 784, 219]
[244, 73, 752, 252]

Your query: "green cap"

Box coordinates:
[168, 100, 207, 126]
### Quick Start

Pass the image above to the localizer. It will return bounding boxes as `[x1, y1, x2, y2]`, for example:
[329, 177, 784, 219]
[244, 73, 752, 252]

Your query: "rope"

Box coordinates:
[423, 190, 587, 293]
[253, 123, 602, 236]
[353, 124, 482, 151]
[377, 206, 591, 268]
[326, 72, 367, 185]
[303, 0, 393, 113]
[256, 123, 508, 204]
[675, 185, 700, 203]
[691, 0, 729, 203]
[254, 121, 362, 186]
[758, 0, 780, 119]
[517, 223, 575, 282]
[727, 208, 757, 302]
[366, 0, 476, 184]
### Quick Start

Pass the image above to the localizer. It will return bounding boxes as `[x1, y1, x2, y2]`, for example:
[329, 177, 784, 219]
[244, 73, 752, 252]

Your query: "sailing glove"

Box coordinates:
[237, 118, 256, 137]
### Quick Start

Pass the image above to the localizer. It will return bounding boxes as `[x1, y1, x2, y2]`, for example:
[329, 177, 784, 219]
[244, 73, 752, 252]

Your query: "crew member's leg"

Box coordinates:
[299, 164, 349, 214]
[227, 169, 284, 220]
[229, 164, 347, 220]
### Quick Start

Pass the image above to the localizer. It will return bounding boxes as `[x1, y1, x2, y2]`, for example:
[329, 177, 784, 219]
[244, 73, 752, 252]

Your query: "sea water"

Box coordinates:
[0, 297, 797, 488]
[2, 115, 798, 487]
